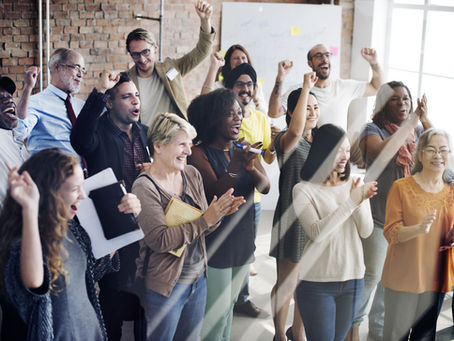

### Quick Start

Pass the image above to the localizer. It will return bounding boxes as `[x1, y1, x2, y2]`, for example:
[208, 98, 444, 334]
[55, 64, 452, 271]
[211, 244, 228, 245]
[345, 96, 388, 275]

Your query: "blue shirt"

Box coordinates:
[16, 84, 85, 156]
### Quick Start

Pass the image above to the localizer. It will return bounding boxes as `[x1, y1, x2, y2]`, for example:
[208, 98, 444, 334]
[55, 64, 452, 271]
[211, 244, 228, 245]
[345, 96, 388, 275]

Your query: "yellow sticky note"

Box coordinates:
[219, 50, 226, 58]
[290, 26, 300, 36]
[257, 77, 265, 88]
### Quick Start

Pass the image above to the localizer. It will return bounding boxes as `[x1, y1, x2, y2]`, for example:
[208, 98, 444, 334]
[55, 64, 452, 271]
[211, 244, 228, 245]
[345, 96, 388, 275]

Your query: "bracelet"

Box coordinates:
[227, 172, 237, 178]
[370, 63, 378, 68]
[268, 149, 276, 155]
[202, 85, 213, 90]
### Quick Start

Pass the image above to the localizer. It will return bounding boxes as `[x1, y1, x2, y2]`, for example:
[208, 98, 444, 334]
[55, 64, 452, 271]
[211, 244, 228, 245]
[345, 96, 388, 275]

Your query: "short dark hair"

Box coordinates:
[218, 44, 253, 82]
[106, 72, 132, 100]
[301, 124, 350, 183]
[188, 88, 243, 145]
[372, 81, 413, 128]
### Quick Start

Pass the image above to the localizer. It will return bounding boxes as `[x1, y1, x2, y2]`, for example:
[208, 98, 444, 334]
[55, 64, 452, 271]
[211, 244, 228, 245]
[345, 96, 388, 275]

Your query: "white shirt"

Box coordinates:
[0, 129, 29, 208]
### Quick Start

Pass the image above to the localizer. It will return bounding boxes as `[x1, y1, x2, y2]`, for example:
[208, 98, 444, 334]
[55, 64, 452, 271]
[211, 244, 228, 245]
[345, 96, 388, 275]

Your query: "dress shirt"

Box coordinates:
[16, 84, 85, 156]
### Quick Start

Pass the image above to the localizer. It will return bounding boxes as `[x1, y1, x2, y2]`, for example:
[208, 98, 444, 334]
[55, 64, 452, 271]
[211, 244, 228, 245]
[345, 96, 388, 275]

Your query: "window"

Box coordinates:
[386, 0, 454, 129]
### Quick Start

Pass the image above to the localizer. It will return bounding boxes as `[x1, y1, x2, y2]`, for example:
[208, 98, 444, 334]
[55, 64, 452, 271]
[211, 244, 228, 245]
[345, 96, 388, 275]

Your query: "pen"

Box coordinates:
[233, 142, 264, 155]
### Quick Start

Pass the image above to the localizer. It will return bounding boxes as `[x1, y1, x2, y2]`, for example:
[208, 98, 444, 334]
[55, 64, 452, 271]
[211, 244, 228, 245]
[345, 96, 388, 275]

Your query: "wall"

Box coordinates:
[0, 0, 353, 101]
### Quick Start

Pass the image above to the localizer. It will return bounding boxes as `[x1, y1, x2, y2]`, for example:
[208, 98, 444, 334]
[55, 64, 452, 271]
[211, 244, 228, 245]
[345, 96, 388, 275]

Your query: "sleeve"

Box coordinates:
[359, 123, 383, 141]
[340, 79, 367, 99]
[292, 182, 359, 243]
[70, 88, 106, 157]
[4, 243, 51, 326]
[352, 199, 374, 239]
[254, 82, 268, 114]
[16, 113, 39, 140]
[261, 112, 272, 150]
[383, 181, 404, 244]
[131, 178, 210, 253]
[173, 28, 215, 77]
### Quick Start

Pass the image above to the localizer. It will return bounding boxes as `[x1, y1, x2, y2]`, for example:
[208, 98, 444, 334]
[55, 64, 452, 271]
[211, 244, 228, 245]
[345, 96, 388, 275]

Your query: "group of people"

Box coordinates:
[0, 1, 453, 340]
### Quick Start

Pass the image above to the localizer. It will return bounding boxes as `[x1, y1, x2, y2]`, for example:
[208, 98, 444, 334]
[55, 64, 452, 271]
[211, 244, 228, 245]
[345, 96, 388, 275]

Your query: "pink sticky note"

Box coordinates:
[329, 46, 339, 57]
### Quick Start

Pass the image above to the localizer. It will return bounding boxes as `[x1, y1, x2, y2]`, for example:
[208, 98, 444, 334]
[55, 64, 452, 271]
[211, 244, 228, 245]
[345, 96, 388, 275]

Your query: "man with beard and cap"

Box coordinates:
[17, 48, 86, 157]
[0, 66, 38, 341]
[224, 62, 276, 319]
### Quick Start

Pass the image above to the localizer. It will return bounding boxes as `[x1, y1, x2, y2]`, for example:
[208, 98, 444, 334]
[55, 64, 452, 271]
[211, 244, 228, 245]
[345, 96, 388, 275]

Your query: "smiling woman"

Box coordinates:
[381, 129, 454, 339]
[131, 112, 244, 341]
[0, 148, 121, 340]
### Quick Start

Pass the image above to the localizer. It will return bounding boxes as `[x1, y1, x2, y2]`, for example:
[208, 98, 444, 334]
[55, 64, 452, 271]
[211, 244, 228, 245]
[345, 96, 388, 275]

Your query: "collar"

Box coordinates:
[47, 83, 71, 101]
[106, 113, 141, 137]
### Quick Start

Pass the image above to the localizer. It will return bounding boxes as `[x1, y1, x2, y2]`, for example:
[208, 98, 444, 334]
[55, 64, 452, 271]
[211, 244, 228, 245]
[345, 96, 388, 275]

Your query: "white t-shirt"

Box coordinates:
[138, 71, 178, 127]
[282, 79, 367, 131]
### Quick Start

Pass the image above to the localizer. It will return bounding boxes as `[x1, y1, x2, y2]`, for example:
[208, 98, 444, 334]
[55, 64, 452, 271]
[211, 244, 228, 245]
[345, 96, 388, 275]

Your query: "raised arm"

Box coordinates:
[279, 72, 317, 153]
[201, 51, 224, 94]
[195, 0, 212, 34]
[16, 67, 39, 120]
[7, 167, 43, 289]
[361, 48, 384, 97]
[70, 71, 118, 156]
[268, 60, 293, 118]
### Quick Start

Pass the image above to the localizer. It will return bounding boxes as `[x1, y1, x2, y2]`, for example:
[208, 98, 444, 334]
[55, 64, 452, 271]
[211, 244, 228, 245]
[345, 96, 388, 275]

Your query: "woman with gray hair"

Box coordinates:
[350, 81, 432, 340]
[131, 112, 244, 341]
[381, 128, 454, 340]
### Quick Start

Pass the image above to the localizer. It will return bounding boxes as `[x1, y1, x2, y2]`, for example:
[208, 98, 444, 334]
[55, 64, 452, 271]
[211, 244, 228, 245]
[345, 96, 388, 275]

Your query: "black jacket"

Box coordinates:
[70, 88, 150, 183]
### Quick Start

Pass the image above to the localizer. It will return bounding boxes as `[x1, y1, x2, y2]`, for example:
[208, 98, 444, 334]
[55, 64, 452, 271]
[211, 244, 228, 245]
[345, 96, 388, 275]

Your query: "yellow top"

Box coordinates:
[239, 107, 271, 203]
[381, 176, 454, 293]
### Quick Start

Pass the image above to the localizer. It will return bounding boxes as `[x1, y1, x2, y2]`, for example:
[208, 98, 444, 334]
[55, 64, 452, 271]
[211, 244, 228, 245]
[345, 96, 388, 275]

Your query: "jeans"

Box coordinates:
[145, 275, 206, 341]
[384, 288, 441, 341]
[296, 279, 364, 341]
[353, 225, 388, 339]
[201, 265, 249, 341]
[237, 202, 261, 304]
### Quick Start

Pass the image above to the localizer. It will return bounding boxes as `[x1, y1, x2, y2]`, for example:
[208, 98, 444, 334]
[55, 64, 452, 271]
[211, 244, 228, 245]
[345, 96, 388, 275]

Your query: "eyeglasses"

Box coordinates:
[233, 81, 254, 88]
[422, 148, 450, 157]
[130, 47, 153, 60]
[224, 109, 243, 119]
[60, 63, 87, 75]
[310, 52, 332, 60]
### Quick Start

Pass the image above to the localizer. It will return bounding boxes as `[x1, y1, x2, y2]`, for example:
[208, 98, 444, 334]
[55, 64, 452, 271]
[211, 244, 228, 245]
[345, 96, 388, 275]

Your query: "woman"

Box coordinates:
[293, 124, 376, 341]
[381, 129, 454, 340]
[131, 112, 244, 341]
[351, 81, 431, 340]
[0, 148, 139, 340]
[201, 44, 267, 113]
[269, 72, 318, 341]
[187, 88, 270, 341]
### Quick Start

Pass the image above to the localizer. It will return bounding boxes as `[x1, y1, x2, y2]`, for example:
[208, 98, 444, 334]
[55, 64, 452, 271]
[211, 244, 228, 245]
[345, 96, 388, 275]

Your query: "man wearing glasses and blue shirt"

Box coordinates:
[125, 0, 215, 126]
[17, 48, 86, 157]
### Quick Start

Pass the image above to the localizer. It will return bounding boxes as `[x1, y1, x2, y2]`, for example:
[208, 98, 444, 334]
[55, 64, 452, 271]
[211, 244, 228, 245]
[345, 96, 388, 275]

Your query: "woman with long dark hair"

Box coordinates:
[293, 124, 376, 340]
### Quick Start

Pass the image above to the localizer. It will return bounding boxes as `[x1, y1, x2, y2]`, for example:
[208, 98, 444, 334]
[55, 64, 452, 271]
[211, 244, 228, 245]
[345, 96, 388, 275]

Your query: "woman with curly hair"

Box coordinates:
[0, 148, 140, 340]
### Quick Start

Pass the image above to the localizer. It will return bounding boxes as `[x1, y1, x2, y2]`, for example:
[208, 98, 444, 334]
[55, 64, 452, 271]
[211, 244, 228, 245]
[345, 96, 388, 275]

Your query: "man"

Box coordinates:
[18, 48, 86, 156]
[224, 63, 276, 319]
[0, 67, 38, 206]
[71, 72, 150, 341]
[126, 0, 215, 126]
[0, 67, 38, 340]
[269, 44, 383, 132]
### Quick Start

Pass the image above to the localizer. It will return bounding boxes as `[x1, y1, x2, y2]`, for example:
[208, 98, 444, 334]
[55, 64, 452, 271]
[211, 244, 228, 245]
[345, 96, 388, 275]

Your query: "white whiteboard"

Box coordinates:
[221, 2, 342, 210]
[221, 2, 342, 100]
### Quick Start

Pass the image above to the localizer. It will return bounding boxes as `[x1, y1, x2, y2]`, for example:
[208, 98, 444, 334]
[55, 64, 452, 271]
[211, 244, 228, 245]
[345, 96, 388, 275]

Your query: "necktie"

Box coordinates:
[65, 94, 88, 176]
[65, 94, 77, 125]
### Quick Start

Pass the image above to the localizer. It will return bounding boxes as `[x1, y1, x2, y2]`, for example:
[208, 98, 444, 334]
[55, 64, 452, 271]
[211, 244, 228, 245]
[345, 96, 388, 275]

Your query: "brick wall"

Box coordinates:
[0, 0, 353, 102]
